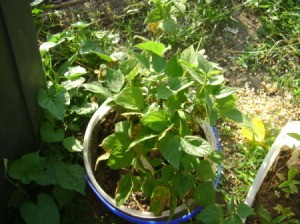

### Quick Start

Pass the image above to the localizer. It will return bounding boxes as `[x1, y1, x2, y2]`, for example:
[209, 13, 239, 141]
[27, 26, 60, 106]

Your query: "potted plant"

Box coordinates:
[83, 41, 248, 223]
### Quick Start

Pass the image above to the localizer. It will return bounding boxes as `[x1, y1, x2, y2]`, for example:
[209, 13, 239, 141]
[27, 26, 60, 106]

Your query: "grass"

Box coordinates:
[4, 0, 300, 223]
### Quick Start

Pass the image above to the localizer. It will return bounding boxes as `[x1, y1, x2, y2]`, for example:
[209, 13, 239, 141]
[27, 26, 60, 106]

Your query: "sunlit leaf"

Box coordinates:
[63, 137, 83, 152]
[241, 117, 265, 142]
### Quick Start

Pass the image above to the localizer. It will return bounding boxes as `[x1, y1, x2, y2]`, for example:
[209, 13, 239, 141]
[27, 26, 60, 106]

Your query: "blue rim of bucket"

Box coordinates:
[85, 126, 222, 224]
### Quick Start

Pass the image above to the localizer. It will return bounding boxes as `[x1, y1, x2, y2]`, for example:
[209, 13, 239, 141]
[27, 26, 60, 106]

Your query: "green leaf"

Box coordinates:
[141, 110, 170, 132]
[20, 193, 60, 224]
[52, 185, 75, 209]
[35, 158, 59, 186]
[197, 53, 213, 74]
[115, 174, 133, 206]
[63, 137, 83, 152]
[115, 120, 133, 137]
[161, 165, 175, 183]
[197, 204, 224, 223]
[82, 82, 110, 97]
[207, 75, 224, 85]
[223, 214, 243, 224]
[64, 66, 87, 79]
[80, 40, 112, 62]
[145, 8, 163, 23]
[107, 151, 134, 170]
[61, 77, 85, 90]
[135, 41, 167, 57]
[287, 132, 300, 141]
[183, 66, 205, 84]
[100, 133, 131, 153]
[38, 85, 70, 120]
[168, 77, 193, 93]
[106, 68, 125, 93]
[159, 134, 182, 169]
[70, 102, 98, 115]
[8, 152, 43, 184]
[40, 121, 65, 143]
[181, 154, 199, 172]
[115, 86, 145, 111]
[142, 177, 160, 197]
[161, 17, 177, 34]
[165, 53, 183, 77]
[180, 136, 213, 157]
[236, 203, 254, 219]
[180, 45, 198, 67]
[152, 53, 166, 72]
[215, 86, 238, 99]
[129, 134, 157, 150]
[173, 173, 196, 199]
[150, 186, 171, 216]
[222, 109, 252, 129]
[194, 181, 216, 207]
[288, 166, 299, 181]
[55, 163, 86, 194]
[156, 85, 172, 99]
[196, 160, 215, 181]
[133, 52, 150, 69]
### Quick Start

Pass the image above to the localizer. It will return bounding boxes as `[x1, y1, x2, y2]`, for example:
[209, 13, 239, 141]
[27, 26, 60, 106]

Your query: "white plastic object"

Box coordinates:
[244, 121, 300, 207]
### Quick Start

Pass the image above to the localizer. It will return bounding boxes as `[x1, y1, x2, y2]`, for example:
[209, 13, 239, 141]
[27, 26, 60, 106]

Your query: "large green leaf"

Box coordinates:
[159, 134, 182, 169]
[40, 121, 65, 143]
[115, 87, 145, 111]
[194, 181, 216, 207]
[55, 163, 86, 194]
[150, 186, 171, 216]
[115, 174, 133, 206]
[135, 41, 167, 57]
[141, 110, 170, 132]
[38, 85, 70, 121]
[20, 193, 59, 224]
[8, 152, 43, 184]
[180, 136, 212, 157]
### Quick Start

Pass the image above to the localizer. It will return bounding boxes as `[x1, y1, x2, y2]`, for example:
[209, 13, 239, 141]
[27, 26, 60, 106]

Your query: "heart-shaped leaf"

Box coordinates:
[38, 85, 70, 121]
[20, 193, 59, 224]
[40, 121, 65, 143]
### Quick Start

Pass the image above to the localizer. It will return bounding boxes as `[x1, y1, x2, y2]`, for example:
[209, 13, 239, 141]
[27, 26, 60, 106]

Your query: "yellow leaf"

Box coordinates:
[241, 117, 265, 142]
[148, 22, 160, 35]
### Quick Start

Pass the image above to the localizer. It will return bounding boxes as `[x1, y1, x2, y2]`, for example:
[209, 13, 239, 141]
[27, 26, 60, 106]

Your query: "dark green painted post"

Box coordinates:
[0, 0, 45, 220]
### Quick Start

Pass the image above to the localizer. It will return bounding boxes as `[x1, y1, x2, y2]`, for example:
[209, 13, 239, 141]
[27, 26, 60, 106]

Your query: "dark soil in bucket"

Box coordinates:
[246, 147, 300, 223]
